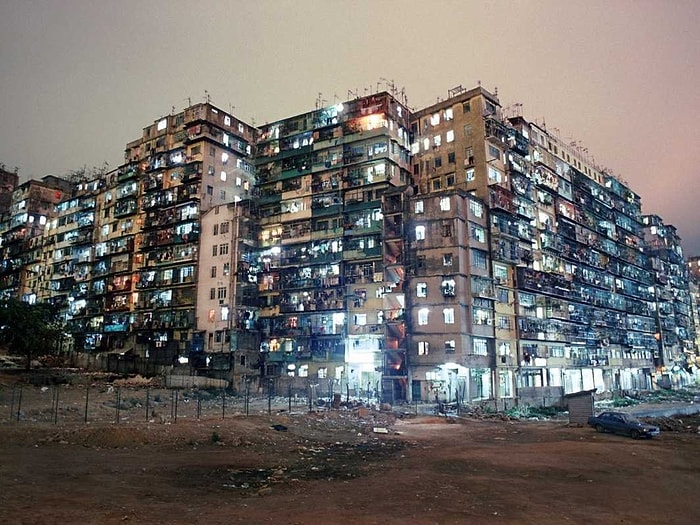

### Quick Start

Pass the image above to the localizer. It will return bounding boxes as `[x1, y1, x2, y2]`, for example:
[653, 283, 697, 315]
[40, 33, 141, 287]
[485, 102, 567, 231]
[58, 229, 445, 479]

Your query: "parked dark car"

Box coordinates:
[588, 411, 660, 439]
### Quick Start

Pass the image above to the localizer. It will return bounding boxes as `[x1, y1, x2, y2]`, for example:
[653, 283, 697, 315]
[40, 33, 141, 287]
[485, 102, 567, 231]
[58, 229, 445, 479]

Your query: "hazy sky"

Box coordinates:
[1, 0, 699, 254]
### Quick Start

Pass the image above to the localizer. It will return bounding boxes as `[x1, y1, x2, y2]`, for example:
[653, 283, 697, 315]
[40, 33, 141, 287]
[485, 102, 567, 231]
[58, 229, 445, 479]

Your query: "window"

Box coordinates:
[441, 278, 456, 297]
[416, 282, 427, 297]
[434, 156, 442, 168]
[414, 200, 424, 214]
[469, 199, 483, 218]
[220, 171, 227, 182]
[209, 146, 215, 156]
[415, 225, 426, 240]
[217, 287, 227, 300]
[213, 223, 219, 235]
[465, 147, 474, 164]
[433, 135, 441, 148]
[354, 314, 367, 326]
[445, 340, 456, 353]
[418, 341, 429, 356]
[210, 288, 216, 300]
[418, 308, 430, 325]
[441, 223, 452, 237]
[430, 113, 440, 126]
[318, 367, 327, 379]
[447, 151, 455, 164]
[488, 166, 503, 183]
[498, 315, 511, 330]
[472, 338, 488, 356]
[462, 101, 471, 113]
[443, 253, 453, 266]
[206, 185, 213, 195]
[470, 224, 486, 243]
[471, 249, 488, 270]
[432, 179, 442, 191]
[488, 145, 501, 160]
[220, 222, 229, 234]
[444, 108, 454, 121]
[211, 266, 217, 278]
[219, 243, 229, 256]
[494, 264, 508, 283]
[466, 168, 475, 181]
[446, 130, 455, 143]
[223, 262, 230, 276]
[446, 173, 455, 186]
[440, 197, 451, 211]
[443, 308, 455, 324]
[212, 245, 218, 256]
[220, 189, 226, 200]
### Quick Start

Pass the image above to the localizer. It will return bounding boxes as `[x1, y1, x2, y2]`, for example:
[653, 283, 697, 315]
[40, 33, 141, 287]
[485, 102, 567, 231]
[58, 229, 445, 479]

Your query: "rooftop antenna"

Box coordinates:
[204, 90, 211, 104]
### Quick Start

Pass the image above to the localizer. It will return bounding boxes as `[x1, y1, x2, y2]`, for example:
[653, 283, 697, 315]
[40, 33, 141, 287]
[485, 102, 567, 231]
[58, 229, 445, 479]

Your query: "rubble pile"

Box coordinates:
[643, 415, 700, 433]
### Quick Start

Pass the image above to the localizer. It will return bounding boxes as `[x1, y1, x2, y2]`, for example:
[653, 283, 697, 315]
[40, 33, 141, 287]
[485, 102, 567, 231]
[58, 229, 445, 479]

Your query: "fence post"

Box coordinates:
[10, 383, 16, 419]
[84, 382, 89, 423]
[221, 388, 226, 420]
[115, 388, 121, 424]
[145, 387, 150, 422]
[16, 384, 22, 421]
[53, 385, 59, 424]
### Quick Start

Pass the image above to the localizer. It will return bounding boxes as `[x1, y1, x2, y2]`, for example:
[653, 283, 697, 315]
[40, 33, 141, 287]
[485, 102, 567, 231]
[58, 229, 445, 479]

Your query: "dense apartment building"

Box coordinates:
[642, 215, 696, 384]
[1, 84, 698, 404]
[407, 85, 691, 405]
[253, 92, 412, 401]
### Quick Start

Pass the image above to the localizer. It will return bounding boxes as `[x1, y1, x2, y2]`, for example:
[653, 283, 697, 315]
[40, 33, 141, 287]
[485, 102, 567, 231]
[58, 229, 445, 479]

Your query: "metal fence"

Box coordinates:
[0, 381, 323, 425]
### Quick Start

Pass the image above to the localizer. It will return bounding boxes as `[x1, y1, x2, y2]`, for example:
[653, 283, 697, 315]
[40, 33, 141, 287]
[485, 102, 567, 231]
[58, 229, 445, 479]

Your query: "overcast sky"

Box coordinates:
[1, 0, 698, 254]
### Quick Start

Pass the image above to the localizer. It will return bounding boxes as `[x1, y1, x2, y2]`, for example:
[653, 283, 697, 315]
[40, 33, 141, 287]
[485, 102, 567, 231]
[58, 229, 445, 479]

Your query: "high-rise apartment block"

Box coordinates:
[1, 84, 697, 404]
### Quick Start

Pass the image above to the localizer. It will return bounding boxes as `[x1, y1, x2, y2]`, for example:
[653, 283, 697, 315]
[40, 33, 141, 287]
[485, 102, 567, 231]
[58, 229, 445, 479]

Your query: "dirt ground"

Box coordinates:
[1, 379, 700, 524]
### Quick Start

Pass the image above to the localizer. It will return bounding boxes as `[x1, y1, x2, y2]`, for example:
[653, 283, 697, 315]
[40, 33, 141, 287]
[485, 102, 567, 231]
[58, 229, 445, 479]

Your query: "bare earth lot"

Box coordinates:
[1, 381, 700, 524]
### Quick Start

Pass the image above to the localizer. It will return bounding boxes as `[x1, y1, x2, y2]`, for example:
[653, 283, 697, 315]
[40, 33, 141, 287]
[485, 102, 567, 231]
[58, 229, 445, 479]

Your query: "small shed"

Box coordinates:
[564, 389, 596, 424]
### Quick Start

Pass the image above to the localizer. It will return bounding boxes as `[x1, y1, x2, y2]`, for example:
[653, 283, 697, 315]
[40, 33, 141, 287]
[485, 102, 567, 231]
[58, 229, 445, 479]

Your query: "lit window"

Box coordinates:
[446, 130, 455, 143]
[157, 118, 167, 131]
[445, 340, 456, 353]
[469, 199, 483, 218]
[430, 113, 440, 126]
[411, 142, 420, 154]
[423, 138, 430, 151]
[416, 282, 427, 298]
[415, 225, 426, 240]
[236, 177, 242, 187]
[441, 279, 456, 297]
[221, 306, 229, 321]
[418, 341, 429, 355]
[318, 367, 327, 379]
[221, 152, 229, 164]
[418, 308, 430, 326]
[354, 314, 367, 326]
[443, 253, 453, 266]
[488, 166, 503, 183]
[472, 338, 488, 356]
[443, 308, 455, 324]
[220, 171, 227, 181]
[466, 168, 475, 181]
[444, 108, 453, 121]
[414, 200, 424, 214]
[298, 365, 308, 377]
[433, 135, 441, 148]
[440, 197, 451, 211]
[471, 224, 486, 243]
